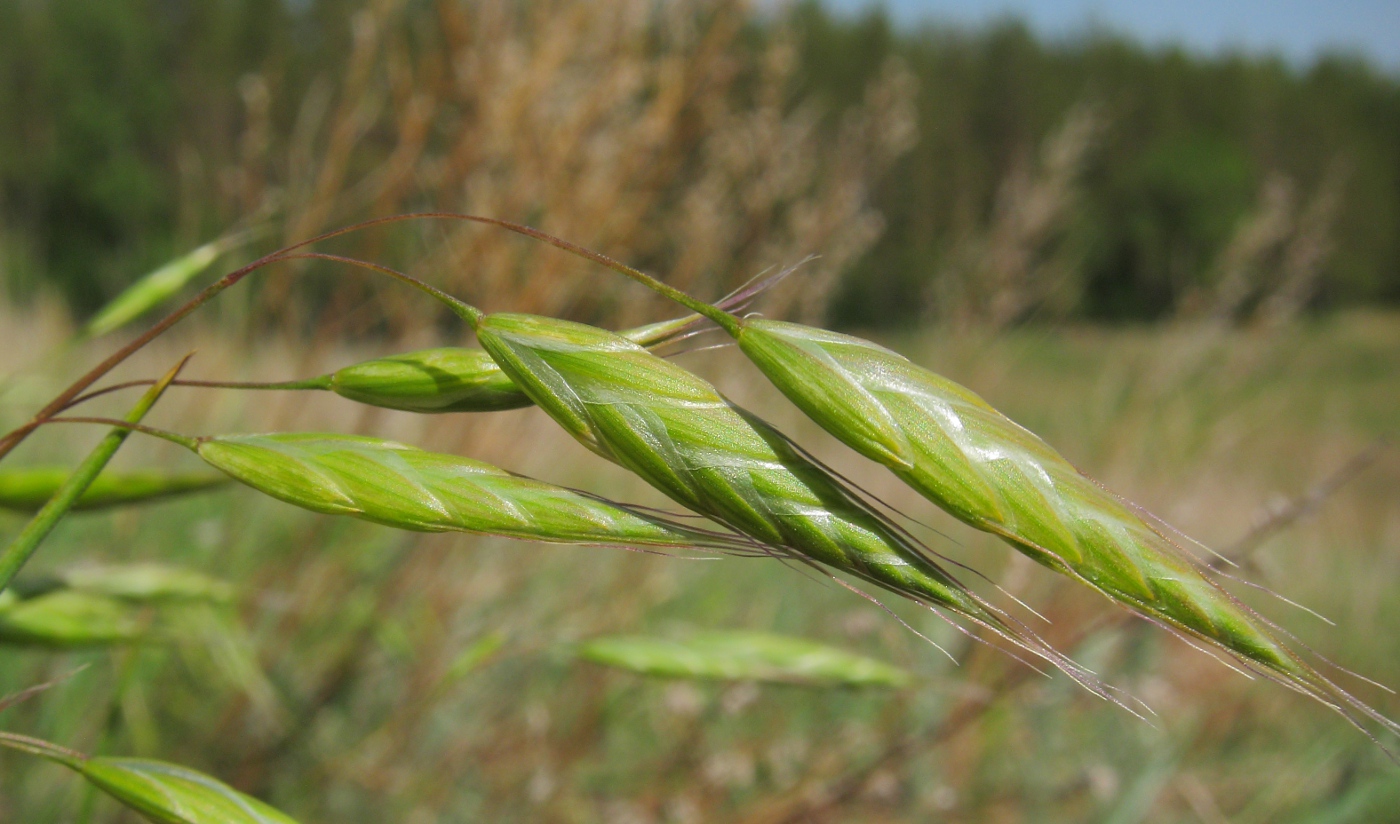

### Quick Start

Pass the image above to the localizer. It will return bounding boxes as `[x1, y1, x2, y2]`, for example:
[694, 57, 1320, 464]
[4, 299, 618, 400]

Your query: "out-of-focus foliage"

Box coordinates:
[791, 4, 1400, 324]
[0, 0, 906, 334]
[577, 631, 912, 687]
[0, 0, 316, 313]
[53, 562, 235, 605]
[3, 2, 1397, 329]
[0, 590, 148, 647]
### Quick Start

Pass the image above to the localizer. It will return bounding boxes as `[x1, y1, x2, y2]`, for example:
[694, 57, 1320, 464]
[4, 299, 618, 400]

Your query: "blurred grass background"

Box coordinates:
[1, 1, 1398, 821]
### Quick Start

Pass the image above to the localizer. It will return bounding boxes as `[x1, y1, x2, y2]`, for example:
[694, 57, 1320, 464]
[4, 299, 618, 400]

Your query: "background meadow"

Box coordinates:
[1, 1, 1398, 821]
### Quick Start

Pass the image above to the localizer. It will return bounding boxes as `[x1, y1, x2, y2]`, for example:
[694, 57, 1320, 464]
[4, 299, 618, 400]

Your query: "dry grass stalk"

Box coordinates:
[1256, 161, 1347, 326]
[928, 101, 1100, 328]
[216, 0, 909, 334]
[1186, 160, 1345, 325]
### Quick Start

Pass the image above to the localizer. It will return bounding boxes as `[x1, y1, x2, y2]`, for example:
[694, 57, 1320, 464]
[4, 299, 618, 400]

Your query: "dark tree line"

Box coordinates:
[2, 0, 1398, 326]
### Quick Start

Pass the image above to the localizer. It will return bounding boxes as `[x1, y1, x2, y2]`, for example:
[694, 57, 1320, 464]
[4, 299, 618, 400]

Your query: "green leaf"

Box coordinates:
[576, 631, 912, 687]
[0, 590, 146, 647]
[76, 757, 300, 824]
[0, 468, 228, 512]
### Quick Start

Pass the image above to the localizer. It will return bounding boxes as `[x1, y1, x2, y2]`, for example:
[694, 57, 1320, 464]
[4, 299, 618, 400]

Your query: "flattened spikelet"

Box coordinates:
[191, 433, 743, 552]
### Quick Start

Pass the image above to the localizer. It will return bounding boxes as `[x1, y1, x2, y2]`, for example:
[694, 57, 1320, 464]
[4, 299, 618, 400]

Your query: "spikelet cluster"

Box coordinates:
[602, 276, 1397, 735]
[468, 311, 1111, 693]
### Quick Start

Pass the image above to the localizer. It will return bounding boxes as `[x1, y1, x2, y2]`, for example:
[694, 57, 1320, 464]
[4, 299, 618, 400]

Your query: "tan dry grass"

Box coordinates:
[214, 0, 913, 334]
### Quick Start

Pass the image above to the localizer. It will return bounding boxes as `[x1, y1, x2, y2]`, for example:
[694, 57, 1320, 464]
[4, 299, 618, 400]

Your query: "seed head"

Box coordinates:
[472, 312, 1112, 696]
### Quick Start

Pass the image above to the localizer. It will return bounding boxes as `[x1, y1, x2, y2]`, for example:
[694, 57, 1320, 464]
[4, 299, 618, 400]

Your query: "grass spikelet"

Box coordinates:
[461, 311, 1120, 702]
[54, 563, 235, 605]
[51, 428, 751, 555]
[424, 215, 1395, 738]
[577, 258, 1400, 740]
[82, 238, 234, 339]
[320, 311, 716, 413]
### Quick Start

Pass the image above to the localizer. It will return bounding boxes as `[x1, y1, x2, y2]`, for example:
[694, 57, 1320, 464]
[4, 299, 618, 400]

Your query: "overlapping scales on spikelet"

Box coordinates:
[193, 433, 739, 551]
[471, 312, 1120, 698]
[725, 317, 1398, 737]
[323, 316, 705, 413]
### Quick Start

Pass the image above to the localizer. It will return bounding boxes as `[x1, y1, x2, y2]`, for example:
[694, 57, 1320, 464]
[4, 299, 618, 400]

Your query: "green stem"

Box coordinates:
[63, 376, 333, 410]
[281, 252, 485, 326]
[0, 731, 88, 767]
[0, 357, 189, 594]
[297, 252, 483, 322]
[40, 418, 200, 451]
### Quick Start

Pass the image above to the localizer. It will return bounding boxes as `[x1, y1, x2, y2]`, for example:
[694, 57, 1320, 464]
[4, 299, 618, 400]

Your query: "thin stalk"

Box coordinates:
[63, 377, 333, 410]
[38, 418, 200, 450]
[0, 357, 189, 594]
[0, 731, 87, 766]
[407, 214, 741, 333]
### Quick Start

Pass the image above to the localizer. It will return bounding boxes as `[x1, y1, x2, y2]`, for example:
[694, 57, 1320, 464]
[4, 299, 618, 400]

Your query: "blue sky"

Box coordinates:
[823, 0, 1400, 69]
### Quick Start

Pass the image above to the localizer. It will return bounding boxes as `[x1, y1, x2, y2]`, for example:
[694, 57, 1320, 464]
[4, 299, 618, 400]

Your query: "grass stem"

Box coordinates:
[0, 356, 189, 594]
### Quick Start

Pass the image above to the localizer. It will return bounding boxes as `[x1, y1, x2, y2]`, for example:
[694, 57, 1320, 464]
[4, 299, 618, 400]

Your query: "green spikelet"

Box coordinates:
[469, 312, 1113, 696]
[187, 433, 736, 552]
[324, 348, 529, 413]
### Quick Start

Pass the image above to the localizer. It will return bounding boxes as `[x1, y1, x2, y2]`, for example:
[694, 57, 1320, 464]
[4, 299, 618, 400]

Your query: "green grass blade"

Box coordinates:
[0, 358, 188, 594]
[0, 467, 228, 512]
[577, 631, 911, 687]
